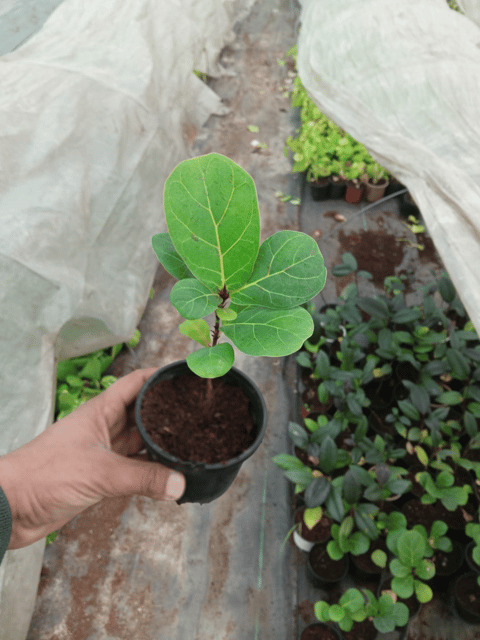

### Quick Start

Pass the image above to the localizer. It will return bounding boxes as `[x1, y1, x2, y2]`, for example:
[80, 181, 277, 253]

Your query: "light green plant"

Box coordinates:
[152, 153, 326, 378]
[315, 587, 409, 634]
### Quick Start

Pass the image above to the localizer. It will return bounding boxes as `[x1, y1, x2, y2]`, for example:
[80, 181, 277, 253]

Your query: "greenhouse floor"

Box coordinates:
[26, 0, 479, 639]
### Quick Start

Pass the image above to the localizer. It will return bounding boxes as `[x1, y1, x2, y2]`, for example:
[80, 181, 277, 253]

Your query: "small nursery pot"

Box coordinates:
[135, 361, 267, 504]
[310, 177, 331, 201]
[453, 572, 480, 624]
[306, 541, 349, 589]
[293, 507, 333, 552]
[300, 623, 342, 640]
[328, 175, 347, 199]
[344, 181, 364, 204]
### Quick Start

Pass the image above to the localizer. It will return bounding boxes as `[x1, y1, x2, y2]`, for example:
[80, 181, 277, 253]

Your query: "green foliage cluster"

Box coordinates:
[152, 153, 326, 378]
[275, 251, 480, 615]
[283, 47, 389, 185]
[55, 329, 140, 420]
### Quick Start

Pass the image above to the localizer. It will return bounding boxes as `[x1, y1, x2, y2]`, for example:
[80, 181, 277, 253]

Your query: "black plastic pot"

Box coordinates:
[135, 360, 267, 504]
[310, 177, 331, 201]
[328, 176, 347, 199]
[306, 542, 349, 589]
[453, 572, 480, 624]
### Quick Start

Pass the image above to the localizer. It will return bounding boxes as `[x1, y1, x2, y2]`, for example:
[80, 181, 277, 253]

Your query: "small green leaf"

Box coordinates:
[179, 319, 211, 347]
[170, 279, 221, 319]
[371, 549, 387, 568]
[247, 124, 259, 133]
[304, 506, 323, 530]
[437, 390, 463, 405]
[415, 581, 433, 603]
[79, 358, 102, 382]
[186, 343, 234, 378]
[151, 232, 194, 280]
[272, 454, 306, 471]
[127, 328, 141, 348]
[216, 307, 237, 321]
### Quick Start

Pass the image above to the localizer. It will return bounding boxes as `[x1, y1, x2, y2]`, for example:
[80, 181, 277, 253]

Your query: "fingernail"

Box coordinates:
[165, 472, 185, 501]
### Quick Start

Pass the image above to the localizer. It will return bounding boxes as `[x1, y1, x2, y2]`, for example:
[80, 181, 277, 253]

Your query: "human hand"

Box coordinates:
[0, 367, 185, 550]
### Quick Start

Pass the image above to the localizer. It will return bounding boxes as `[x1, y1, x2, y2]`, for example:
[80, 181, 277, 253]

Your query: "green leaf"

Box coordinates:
[222, 307, 313, 356]
[164, 153, 260, 291]
[288, 421, 308, 449]
[438, 275, 456, 303]
[358, 297, 390, 320]
[325, 484, 345, 522]
[170, 279, 221, 319]
[179, 319, 212, 347]
[56, 359, 80, 382]
[371, 549, 387, 568]
[315, 350, 331, 379]
[416, 558, 436, 581]
[304, 506, 323, 530]
[216, 307, 237, 321]
[343, 468, 362, 504]
[391, 575, 414, 599]
[415, 581, 433, 603]
[446, 348, 470, 380]
[437, 390, 463, 405]
[314, 601, 330, 623]
[151, 232, 193, 280]
[318, 436, 337, 474]
[272, 454, 307, 471]
[79, 358, 102, 381]
[305, 476, 331, 508]
[328, 605, 345, 622]
[397, 530, 425, 566]
[186, 343, 235, 378]
[229, 230, 326, 308]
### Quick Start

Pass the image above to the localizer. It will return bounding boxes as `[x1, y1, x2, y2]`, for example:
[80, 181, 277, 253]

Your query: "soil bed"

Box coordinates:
[140, 374, 255, 464]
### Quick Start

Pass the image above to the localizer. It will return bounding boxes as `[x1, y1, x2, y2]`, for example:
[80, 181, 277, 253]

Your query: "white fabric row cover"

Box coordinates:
[0, 1, 254, 638]
[297, 0, 480, 328]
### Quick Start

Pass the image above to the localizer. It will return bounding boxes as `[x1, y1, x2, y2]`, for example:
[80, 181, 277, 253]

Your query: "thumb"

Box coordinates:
[104, 453, 186, 502]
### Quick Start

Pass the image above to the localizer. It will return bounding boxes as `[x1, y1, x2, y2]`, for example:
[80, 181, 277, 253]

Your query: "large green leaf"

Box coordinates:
[229, 230, 326, 308]
[186, 343, 235, 378]
[170, 279, 221, 319]
[164, 153, 260, 291]
[221, 307, 313, 356]
[152, 232, 193, 280]
[396, 530, 424, 567]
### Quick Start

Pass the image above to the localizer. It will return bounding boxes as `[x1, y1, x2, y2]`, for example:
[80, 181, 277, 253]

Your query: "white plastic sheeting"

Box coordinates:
[0, 0, 254, 637]
[297, 0, 480, 327]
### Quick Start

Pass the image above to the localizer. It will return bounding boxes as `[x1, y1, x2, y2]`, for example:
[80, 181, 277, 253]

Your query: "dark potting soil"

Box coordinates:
[352, 538, 387, 575]
[342, 619, 377, 640]
[309, 542, 347, 581]
[300, 624, 339, 640]
[434, 541, 463, 576]
[140, 374, 255, 464]
[338, 229, 405, 287]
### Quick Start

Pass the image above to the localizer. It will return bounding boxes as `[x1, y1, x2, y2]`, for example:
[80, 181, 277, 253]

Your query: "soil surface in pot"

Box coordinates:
[309, 542, 347, 581]
[140, 374, 255, 464]
[342, 618, 376, 640]
[300, 624, 339, 640]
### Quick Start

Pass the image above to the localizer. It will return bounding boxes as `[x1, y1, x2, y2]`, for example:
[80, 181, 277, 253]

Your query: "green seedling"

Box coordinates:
[386, 528, 436, 603]
[315, 587, 408, 634]
[152, 153, 326, 379]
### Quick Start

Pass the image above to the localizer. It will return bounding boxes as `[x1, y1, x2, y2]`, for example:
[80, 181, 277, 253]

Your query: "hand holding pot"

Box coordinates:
[0, 368, 185, 550]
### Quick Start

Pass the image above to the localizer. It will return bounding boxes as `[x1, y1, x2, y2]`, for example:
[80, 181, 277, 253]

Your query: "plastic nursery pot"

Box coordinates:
[453, 572, 480, 624]
[431, 540, 465, 591]
[310, 177, 331, 201]
[300, 623, 342, 640]
[363, 178, 389, 203]
[328, 175, 347, 199]
[135, 360, 267, 504]
[293, 507, 333, 552]
[306, 541, 349, 589]
[344, 181, 364, 204]
[465, 540, 480, 574]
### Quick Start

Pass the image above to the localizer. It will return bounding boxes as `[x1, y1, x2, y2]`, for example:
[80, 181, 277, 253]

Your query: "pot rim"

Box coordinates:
[134, 359, 268, 471]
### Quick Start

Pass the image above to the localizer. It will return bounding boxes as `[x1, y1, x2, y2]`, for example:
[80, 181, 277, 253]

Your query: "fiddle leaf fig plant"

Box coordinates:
[153, 153, 327, 377]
